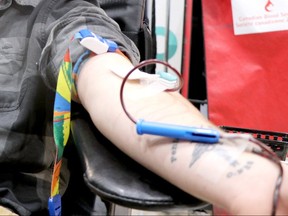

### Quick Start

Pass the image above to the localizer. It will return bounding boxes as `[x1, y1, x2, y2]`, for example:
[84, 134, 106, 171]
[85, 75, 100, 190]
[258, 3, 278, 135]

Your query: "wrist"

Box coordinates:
[227, 152, 281, 215]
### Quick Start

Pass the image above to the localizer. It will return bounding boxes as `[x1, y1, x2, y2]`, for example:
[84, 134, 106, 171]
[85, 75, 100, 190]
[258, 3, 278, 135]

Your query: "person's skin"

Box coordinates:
[77, 52, 288, 215]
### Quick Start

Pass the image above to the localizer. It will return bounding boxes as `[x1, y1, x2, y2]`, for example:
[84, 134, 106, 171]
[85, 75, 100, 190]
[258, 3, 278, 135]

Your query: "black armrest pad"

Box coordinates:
[71, 111, 208, 211]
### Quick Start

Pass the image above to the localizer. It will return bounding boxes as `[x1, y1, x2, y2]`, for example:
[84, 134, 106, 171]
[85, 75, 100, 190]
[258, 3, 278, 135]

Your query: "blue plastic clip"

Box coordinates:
[157, 71, 177, 82]
[48, 194, 61, 216]
[136, 119, 220, 143]
[75, 29, 118, 53]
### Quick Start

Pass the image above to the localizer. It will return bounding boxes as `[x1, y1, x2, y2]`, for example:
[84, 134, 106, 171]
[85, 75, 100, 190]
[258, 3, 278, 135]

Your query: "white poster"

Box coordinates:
[154, 0, 185, 73]
[231, 0, 288, 35]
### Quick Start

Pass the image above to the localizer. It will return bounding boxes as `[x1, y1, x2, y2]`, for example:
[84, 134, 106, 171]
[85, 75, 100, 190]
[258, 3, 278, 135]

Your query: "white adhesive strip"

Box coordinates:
[110, 65, 178, 99]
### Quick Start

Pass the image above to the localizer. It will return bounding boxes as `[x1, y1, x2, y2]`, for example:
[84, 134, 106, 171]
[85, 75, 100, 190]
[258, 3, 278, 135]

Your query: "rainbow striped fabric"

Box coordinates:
[51, 49, 72, 198]
[48, 29, 122, 216]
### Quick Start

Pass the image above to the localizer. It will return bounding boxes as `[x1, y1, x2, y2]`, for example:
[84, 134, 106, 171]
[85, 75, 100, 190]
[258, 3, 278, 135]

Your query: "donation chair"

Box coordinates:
[69, 108, 210, 215]
[61, 0, 211, 215]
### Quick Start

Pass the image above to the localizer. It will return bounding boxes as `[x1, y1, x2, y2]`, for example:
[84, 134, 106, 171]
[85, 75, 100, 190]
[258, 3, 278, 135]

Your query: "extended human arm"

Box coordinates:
[76, 52, 288, 215]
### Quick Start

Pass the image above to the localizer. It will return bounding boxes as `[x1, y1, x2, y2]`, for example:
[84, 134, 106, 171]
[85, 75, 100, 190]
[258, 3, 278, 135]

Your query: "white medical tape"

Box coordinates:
[109, 65, 178, 99]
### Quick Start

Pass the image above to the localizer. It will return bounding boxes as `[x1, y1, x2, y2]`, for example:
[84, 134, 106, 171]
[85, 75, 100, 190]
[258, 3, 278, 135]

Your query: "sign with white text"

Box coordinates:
[231, 0, 288, 35]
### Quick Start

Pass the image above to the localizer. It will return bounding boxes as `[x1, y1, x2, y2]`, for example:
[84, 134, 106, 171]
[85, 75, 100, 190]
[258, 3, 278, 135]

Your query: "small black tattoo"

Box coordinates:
[189, 143, 216, 167]
[226, 161, 254, 178]
[170, 140, 179, 163]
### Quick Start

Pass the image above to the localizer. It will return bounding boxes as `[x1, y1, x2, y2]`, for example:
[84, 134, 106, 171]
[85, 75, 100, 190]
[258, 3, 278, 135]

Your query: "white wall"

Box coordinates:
[147, 0, 186, 73]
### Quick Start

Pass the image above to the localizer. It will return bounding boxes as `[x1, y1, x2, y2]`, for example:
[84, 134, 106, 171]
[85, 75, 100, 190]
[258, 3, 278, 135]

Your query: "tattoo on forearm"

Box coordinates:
[172, 137, 255, 180]
[189, 143, 216, 167]
[189, 140, 254, 177]
[226, 160, 254, 178]
[171, 140, 179, 163]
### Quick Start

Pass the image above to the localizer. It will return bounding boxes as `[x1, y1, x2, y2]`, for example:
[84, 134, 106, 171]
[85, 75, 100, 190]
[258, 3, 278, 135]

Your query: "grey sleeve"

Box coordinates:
[39, 0, 140, 89]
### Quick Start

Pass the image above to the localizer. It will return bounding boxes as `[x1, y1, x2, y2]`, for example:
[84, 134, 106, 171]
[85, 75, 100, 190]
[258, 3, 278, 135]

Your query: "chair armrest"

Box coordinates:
[71, 109, 208, 211]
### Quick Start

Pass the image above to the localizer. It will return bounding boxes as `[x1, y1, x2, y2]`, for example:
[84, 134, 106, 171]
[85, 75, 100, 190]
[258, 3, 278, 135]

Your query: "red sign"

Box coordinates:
[202, 0, 288, 133]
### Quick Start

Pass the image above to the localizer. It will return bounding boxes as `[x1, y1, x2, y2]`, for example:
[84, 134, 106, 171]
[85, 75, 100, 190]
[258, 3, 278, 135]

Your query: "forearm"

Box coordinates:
[77, 53, 288, 215]
[76, 53, 215, 166]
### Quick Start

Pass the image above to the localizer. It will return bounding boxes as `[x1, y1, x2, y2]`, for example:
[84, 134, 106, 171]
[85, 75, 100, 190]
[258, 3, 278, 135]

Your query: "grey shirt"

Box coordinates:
[0, 0, 139, 214]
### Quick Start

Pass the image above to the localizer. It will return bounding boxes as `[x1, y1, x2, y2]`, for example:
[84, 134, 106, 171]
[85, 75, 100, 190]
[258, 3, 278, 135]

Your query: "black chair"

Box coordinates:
[69, 108, 210, 215]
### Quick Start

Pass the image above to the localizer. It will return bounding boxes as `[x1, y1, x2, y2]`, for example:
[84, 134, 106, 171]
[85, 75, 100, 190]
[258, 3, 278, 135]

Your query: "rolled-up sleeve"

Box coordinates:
[39, 0, 140, 89]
